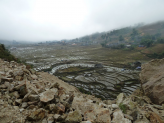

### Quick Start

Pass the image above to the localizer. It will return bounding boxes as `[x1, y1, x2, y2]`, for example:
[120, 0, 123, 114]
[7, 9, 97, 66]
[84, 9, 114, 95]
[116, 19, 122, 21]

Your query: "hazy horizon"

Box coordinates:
[1, 0, 164, 42]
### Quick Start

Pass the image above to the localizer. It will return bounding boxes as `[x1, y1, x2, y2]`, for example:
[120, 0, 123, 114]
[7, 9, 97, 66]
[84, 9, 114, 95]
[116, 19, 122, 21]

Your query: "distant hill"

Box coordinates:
[70, 21, 164, 47]
[66, 21, 164, 59]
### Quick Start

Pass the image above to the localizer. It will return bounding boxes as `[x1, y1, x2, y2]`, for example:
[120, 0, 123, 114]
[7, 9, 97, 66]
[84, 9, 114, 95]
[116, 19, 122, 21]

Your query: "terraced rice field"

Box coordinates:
[10, 44, 150, 100]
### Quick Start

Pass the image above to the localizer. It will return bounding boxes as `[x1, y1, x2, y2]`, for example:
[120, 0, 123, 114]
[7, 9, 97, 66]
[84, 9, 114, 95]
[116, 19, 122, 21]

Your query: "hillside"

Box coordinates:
[0, 44, 17, 62]
[66, 21, 163, 60]
[74, 21, 164, 46]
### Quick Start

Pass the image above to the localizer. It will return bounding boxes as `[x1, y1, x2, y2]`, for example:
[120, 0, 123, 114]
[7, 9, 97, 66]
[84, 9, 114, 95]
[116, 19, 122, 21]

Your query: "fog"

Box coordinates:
[0, 0, 164, 41]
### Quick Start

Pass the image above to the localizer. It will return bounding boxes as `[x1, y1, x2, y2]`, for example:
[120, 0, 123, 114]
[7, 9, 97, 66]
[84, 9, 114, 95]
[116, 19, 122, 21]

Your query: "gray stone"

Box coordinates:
[81, 121, 92, 123]
[112, 109, 131, 123]
[28, 94, 39, 101]
[4, 82, 10, 88]
[31, 74, 38, 80]
[54, 114, 60, 120]
[29, 69, 35, 74]
[96, 108, 111, 123]
[55, 103, 65, 114]
[153, 105, 163, 110]
[1, 77, 13, 82]
[49, 104, 56, 112]
[65, 110, 82, 123]
[84, 110, 96, 122]
[124, 114, 133, 121]
[22, 102, 28, 108]
[22, 91, 31, 102]
[112, 104, 119, 109]
[58, 114, 67, 121]
[40, 88, 58, 103]
[140, 58, 164, 105]
[19, 108, 24, 113]
[9, 84, 15, 91]
[26, 108, 46, 121]
[0, 84, 7, 89]
[20, 84, 28, 96]
[116, 93, 126, 105]
[47, 114, 54, 123]
[15, 99, 22, 105]
[13, 70, 23, 76]
[42, 118, 48, 123]
[15, 76, 22, 81]
[60, 93, 66, 102]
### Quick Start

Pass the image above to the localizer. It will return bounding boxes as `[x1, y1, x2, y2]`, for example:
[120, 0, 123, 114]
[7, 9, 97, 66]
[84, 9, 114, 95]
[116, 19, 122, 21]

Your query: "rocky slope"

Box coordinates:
[0, 58, 164, 123]
[140, 58, 164, 105]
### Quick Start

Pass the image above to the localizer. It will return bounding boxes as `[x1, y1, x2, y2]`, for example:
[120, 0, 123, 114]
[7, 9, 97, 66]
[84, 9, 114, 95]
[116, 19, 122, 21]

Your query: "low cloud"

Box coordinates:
[0, 0, 164, 41]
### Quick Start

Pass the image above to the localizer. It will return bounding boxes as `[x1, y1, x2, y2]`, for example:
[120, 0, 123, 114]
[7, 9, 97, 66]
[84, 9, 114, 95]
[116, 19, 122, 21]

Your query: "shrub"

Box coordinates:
[0, 44, 33, 69]
[119, 103, 127, 113]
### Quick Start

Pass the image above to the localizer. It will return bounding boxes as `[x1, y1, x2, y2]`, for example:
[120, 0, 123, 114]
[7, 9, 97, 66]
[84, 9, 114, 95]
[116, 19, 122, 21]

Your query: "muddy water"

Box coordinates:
[50, 63, 140, 100]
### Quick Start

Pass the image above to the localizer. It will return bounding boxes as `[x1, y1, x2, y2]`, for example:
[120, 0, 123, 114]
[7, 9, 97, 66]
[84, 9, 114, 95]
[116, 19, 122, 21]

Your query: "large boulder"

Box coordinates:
[140, 58, 164, 104]
[112, 109, 131, 123]
[39, 88, 58, 103]
[116, 93, 126, 105]
[96, 108, 111, 123]
[65, 110, 82, 123]
[26, 108, 46, 121]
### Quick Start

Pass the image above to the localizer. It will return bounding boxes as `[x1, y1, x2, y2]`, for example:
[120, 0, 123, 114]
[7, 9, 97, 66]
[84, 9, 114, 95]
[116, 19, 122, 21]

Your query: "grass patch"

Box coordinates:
[119, 103, 127, 113]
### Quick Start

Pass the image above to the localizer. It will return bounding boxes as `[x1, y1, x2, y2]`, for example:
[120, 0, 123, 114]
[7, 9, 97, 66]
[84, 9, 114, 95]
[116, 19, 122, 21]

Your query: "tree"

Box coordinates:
[119, 35, 124, 41]
[131, 28, 138, 36]
[130, 28, 138, 40]
[157, 38, 164, 43]
[120, 44, 125, 49]
[140, 39, 154, 47]
[101, 35, 105, 39]
[154, 33, 161, 39]
[1, 44, 5, 50]
[100, 40, 108, 47]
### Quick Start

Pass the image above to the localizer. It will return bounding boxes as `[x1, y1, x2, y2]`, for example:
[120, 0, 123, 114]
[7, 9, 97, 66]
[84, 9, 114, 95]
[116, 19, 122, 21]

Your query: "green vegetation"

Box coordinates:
[111, 44, 125, 49]
[147, 51, 164, 59]
[131, 28, 138, 36]
[99, 22, 164, 56]
[157, 38, 164, 43]
[0, 44, 33, 69]
[140, 39, 154, 47]
[119, 35, 124, 41]
[141, 43, 164, 59]
[128, 45, 135, 50]
[140, 34, 163, 48]
[100, 40, 107, 47]
[119, 103, 127, 113]
[0, 44, 18, 62]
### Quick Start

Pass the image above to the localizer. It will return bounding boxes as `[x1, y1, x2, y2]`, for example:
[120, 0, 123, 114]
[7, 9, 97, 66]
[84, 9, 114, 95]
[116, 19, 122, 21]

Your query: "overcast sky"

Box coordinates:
[0, 0, 164, 41]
